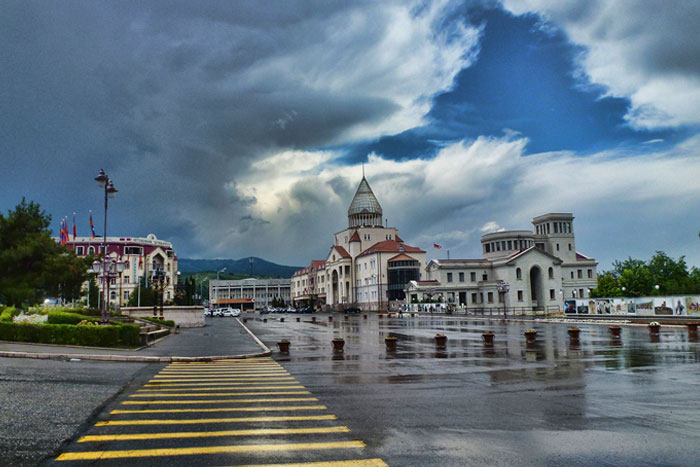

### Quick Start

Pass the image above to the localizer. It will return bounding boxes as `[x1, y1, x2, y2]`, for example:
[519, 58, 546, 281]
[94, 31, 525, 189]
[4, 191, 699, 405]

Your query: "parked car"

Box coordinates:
[212, 308, 224, 317]
[203, 307, 212, 317]
[343, 306, 362, 314]
[260, 308, 272, 315]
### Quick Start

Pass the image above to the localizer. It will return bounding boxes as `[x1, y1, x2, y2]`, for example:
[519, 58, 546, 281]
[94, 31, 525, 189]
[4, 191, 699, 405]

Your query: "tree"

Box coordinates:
[647, 251, 690, 295]
[126, 276, 155, 307]
[590, 273, 622, 298]
[618, 266, 654, 297]
[43, 251, 90, 303]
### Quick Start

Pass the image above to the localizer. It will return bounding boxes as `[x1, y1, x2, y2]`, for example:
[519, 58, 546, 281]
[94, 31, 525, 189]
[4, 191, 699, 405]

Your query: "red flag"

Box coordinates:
[72, 213, 77, 240]
[433, 243, 442, 249]
[89, 210, 96, 238]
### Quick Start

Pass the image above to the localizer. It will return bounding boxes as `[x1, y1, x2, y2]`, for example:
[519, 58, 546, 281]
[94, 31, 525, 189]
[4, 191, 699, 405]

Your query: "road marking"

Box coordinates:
[159, 365, 282, 370]
[152, 373, 290, 379]
[56, 440, 366, 460]
[130, 391, 312, 397]
[141, 382, 298, 388]
[149, 377, 291, 382]
[98, 414, 337, 426]
[215, 460, 389, 467]
[79, 426, 351, 442]
[111, 405, 328, 414]
[121, 397, 318, 405]
[156, 372, 289, 376]
[143, 385, 305, 391]
[137, 384, 298, 391]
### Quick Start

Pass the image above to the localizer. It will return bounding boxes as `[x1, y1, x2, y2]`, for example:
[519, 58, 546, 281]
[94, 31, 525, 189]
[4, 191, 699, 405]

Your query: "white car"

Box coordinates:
[203, 307, 212, 317]
[220, 308, 242, 317]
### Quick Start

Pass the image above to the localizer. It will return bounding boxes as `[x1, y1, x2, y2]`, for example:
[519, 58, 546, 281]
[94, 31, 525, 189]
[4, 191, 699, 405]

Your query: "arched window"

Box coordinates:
[516, 268, 522, 280]
[548, 267, 554, 279]
[87, 246, 95, 255]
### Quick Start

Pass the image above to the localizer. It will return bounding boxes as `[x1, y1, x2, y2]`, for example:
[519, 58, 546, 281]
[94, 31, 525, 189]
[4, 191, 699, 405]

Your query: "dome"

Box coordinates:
[348, 177, 382, 227]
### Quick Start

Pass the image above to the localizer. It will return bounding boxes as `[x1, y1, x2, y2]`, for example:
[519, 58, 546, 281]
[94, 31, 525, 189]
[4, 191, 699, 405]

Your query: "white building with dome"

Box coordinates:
[406, 213, 598, 312]
[292, 175, 426, 310]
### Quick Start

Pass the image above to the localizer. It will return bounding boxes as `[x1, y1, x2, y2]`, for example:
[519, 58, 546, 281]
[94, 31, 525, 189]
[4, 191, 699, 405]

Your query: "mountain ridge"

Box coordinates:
[178, 257, 301, 278]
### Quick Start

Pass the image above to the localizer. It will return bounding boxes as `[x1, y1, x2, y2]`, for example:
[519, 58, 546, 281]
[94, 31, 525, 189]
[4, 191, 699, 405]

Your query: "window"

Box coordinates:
[471, 293, 478, 304]
[76, 246, 84, 255]
[124, 291, 130, 300]
[577, 269, 582, 279]
[487, 292, 493, 303]
[459, 272, 464, 282]
[588, 269, 593, 279]
[124, 276, 129, 284]
[507, 240, 512, 250]
[110, 278, 116, 285]
[579, 288, 585, 298]
[556, 243, 560, 251]
[110, 291, 116, 300]
[447, 273, 453, 283]
[516, 268, 522, 280]
[549, 289, 555, 300]
[485, 244, 490, 253]
[87, 246, 95, 255]
[548, 267, 554, 279]
[501, 241, 506, 250]
[482, 273, 488, 281]
[470, 272, 476, 282]
[496, 242, 501, 251]
[517, 290, 523, 301]
[568, 244, 572, 251]
[554, 223, 558, 233]
[570, 271, 574, 279]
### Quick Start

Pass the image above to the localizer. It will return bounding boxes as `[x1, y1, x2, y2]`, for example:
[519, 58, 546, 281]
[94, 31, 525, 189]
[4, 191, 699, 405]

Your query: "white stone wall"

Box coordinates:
[122, 306, 205, 327]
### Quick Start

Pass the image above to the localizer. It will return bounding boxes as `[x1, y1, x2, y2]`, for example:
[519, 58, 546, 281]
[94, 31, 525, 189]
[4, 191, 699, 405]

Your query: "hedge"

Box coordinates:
[0, 307, 18, 322]
[140, 317, 176, 328]
[47, 311, 101, 325]
[0, 321, 140, 348]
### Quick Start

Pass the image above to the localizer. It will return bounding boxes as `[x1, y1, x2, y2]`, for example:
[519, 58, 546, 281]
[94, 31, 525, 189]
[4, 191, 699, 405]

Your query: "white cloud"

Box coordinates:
[238, 135, 700, 268]
[501, 0, 700, 129]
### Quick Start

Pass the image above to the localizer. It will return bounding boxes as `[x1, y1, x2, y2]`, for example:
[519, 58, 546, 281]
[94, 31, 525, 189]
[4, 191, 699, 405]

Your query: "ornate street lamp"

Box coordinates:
[496, 281, 510, 320]
[94, 169, 118, 324]
[150, 268, 169, 318]
[92, 257, 126, 324]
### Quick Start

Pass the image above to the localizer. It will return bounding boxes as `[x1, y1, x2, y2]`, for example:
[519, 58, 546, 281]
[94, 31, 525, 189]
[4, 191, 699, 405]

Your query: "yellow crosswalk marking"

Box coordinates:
[111, 405, 328, 414]
[122, 397, 318, 405]
[130, 391, 311, 397]
[98, 414, 336, 426]
[217, 460, 388, 467]
[153, 373, 290, 379]
[79, 426, 351, 442]
[143, 383, 301, 388]
[150, 377, 290, 382]
[143, 376, 298, 388]
[56, 440, 366, 460]
[137, 384, 298, 392]
[160, 365, 282, 370]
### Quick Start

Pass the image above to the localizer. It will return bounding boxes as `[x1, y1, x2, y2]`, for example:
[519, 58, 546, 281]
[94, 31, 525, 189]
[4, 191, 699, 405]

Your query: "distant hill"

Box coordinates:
[178, 257, 302, 278]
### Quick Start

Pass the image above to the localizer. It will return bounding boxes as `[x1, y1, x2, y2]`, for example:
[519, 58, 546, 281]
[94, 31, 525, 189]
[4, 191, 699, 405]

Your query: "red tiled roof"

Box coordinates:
[394, 234, 403, 242]
[358, 239, 424, 257]
[311, 260, 326, 270]
[416, 280, 439, 284]
[349, 231, 361, 242]
[331, 245, 351, 259]
[576, 252, 591, 260]
[388, 253, 418, 262]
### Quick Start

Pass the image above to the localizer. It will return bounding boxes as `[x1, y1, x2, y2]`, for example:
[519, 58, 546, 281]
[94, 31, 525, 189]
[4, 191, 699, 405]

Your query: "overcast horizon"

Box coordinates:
[3, 1, 700, 271]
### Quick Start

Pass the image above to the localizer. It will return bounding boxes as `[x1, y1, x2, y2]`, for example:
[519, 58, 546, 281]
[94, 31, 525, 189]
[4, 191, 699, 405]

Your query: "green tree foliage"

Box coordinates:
[592, 251, 700, 297]
[0, 199, 88, 307]
[126, 276, 155, 307]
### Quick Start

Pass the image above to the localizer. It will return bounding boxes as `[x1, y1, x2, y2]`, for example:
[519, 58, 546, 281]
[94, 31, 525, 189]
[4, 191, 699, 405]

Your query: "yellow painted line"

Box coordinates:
[153, 373, 290, 378]
[217, 459, 388, 467]
[157, 370, 287, 375]
[130, 391, 311, 397]
[137, 384, 298, 392]
[98, 414, 336, 426]
[161, 365, 282, 370]
[143, 382, 298, 388]
[142, 386, 306, 391]
[111, 405, 327, 414]
[149, 378, 293, 383]
[122, 397, 318, 405]
[79, 426, 351, 442]
[56, 440, 365, 460]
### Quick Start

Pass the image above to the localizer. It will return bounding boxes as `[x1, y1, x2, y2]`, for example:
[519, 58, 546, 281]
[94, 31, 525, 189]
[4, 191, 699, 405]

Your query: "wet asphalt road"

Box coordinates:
[11, 315, 700, 466]
[248, 313, 700, 466]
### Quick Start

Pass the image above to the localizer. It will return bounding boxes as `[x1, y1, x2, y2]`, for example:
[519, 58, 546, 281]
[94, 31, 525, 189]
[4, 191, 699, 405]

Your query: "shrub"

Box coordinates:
[140, 317, 175, 328]
[47, 311, 100, 325]
[0, 306, 17, 322]
[0, 321, 136, 347]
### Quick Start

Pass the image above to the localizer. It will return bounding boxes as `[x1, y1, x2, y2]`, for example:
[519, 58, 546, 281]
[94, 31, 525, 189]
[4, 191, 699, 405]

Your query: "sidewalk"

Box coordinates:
[0, 319, 269, 362]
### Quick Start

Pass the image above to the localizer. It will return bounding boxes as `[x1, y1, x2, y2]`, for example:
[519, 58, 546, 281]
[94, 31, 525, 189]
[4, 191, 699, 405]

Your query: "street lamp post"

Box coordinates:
[91, 258, 126, 324]
[94, 169, 118, 324]
[496, 281, 510, 320]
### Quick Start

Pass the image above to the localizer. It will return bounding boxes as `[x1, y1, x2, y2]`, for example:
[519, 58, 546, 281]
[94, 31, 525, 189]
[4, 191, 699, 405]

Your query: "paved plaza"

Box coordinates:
[2, 315, 700, 466]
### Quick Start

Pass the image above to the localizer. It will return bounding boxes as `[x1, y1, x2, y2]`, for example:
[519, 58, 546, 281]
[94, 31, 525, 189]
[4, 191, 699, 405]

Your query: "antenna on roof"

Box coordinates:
[362, 162, 365, 178]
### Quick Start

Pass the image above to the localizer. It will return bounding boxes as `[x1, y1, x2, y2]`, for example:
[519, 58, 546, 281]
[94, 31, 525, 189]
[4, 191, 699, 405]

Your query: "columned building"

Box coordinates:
[62, 234, 178, 307]
[409, 213, 597, 311]
[292, 175, 426, 311]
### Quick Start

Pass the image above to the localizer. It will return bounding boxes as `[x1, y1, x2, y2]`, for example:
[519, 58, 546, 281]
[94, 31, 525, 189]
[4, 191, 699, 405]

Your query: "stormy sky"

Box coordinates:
[2, 0, 700, 270]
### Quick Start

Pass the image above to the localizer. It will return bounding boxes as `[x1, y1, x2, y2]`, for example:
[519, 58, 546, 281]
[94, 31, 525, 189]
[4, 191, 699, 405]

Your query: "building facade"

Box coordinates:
[63, 234, 178, 307]
[408, 213, 598, 312]
[210, 278, 291, 311]
[292, 176, 426, 310]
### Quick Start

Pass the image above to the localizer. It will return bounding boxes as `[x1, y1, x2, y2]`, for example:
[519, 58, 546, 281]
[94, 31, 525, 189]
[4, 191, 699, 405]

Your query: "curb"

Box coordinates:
[0, 321, 272, 363]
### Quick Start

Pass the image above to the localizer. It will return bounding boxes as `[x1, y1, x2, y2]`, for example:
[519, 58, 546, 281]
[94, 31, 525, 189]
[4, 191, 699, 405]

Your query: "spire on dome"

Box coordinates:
[348, 174, 382, 228]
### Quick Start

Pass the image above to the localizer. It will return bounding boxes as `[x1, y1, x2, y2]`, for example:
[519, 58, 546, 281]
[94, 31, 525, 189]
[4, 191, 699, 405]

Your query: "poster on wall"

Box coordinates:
[686, 297, 700, 315]
[564, 300, 576, 314]
[626, 300, 636, 314]
[654, 298, 673, 315]
[596, 299, 612, 314]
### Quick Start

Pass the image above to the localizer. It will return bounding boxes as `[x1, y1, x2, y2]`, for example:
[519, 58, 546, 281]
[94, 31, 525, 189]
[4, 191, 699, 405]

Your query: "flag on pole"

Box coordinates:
[89, 210, 96, 238]
[138, 253, 143, 268]
[433, 243, 442, 249]
[60, 218, 67, 245]
[72, 213, 77, 240]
